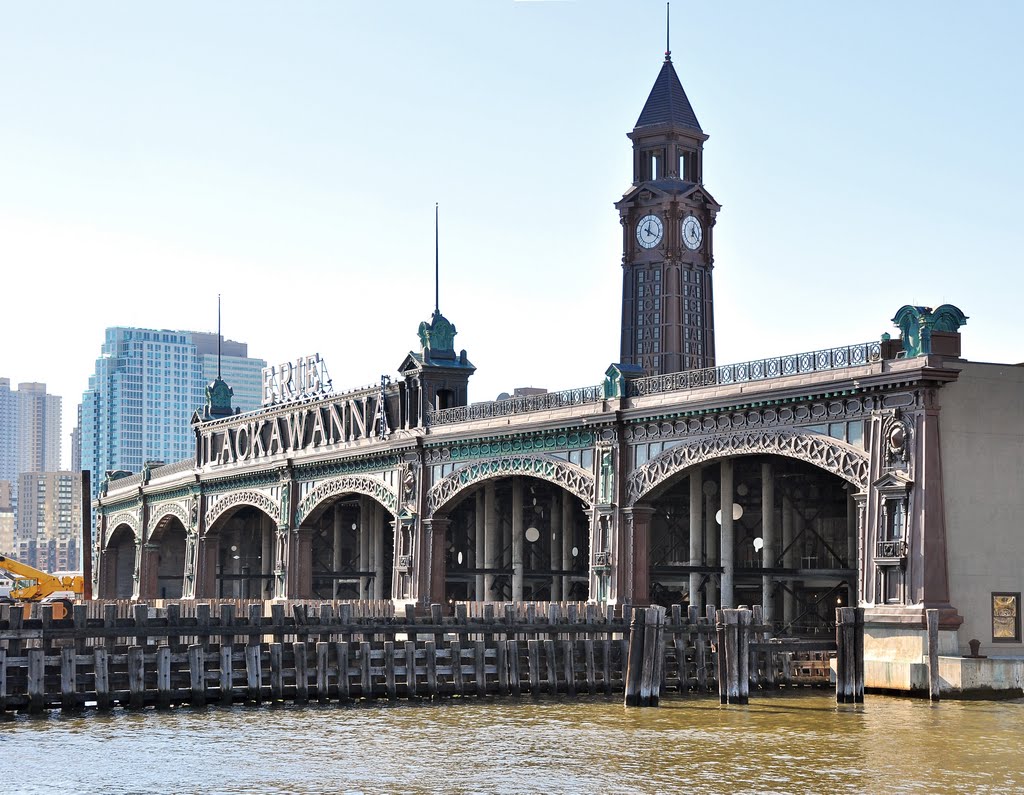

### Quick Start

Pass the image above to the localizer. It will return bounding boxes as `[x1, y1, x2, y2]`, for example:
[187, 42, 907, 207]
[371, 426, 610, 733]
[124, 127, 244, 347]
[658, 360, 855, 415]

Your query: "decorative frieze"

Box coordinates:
[425, 431, 597, 464]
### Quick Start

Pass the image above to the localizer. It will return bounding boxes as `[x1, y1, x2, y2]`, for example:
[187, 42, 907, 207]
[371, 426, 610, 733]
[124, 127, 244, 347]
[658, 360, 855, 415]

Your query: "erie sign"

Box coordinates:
[262, 354, 332, 406]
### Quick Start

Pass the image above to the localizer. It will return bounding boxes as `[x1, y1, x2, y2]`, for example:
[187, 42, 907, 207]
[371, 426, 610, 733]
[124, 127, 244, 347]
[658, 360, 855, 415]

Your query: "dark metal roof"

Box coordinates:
[635, 59, 702, 133]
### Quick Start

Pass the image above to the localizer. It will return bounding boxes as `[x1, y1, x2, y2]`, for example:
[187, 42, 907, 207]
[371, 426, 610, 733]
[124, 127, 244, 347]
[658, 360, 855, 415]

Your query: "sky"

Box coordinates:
[1, 0, 1022, 471]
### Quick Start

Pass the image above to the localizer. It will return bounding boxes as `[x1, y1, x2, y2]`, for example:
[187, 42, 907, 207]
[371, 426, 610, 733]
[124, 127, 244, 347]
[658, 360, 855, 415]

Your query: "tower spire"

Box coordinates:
[665, 2, 671, 62]
[434, 202, 440, 315]
[216, 293, 222, 380]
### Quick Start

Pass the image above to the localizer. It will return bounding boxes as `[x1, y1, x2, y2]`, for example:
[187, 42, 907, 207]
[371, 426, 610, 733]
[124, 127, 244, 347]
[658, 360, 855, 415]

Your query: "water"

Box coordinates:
[3, 693, 1024, 793]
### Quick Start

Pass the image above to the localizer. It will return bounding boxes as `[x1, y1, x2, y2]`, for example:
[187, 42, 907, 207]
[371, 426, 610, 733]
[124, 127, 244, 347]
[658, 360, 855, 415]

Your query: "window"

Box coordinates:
[882, 499, 905, 543]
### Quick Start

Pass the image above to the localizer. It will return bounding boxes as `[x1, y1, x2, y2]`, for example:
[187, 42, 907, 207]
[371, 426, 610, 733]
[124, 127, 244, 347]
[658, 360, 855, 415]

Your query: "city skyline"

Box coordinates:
[2, 1, 1022, 472]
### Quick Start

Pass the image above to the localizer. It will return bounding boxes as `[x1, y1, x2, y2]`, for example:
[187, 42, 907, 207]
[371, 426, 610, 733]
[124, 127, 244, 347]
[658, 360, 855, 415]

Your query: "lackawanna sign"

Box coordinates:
[198, 388, 387, 468]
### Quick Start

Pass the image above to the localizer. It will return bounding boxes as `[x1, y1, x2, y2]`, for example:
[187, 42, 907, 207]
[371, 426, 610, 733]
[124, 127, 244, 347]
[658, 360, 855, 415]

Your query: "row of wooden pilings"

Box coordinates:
[0, 599, 858, 714]
[624, 605, 865, 706]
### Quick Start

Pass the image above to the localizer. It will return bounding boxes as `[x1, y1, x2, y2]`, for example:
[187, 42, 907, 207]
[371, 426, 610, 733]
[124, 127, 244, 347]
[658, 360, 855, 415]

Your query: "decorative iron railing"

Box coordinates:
[875, 539, 908, 560]
[627, 340, 882, 397]
[427, 385, 603, 426]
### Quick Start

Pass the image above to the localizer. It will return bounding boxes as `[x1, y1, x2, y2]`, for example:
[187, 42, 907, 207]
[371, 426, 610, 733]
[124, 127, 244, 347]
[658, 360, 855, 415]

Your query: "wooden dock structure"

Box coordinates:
[0, 601, 860, 715]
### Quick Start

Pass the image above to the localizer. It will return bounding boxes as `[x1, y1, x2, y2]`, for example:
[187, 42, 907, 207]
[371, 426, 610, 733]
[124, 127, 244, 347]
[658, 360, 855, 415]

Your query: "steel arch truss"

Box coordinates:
[106, 511, 142, 545]
[147, 502, 191, 537]
[427, 454, 595, 518]
[295, 475, 399, 526]
[627, 429, 869, 505]
[205, 490, 281, 530]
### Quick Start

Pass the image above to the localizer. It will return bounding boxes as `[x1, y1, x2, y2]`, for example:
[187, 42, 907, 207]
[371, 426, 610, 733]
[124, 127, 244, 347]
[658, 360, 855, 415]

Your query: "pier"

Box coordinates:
[0, 601, 861, 715]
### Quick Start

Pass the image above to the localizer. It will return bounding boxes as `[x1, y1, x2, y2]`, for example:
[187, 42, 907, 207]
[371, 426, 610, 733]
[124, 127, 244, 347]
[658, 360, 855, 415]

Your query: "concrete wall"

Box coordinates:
[940, 360, 1024, 657]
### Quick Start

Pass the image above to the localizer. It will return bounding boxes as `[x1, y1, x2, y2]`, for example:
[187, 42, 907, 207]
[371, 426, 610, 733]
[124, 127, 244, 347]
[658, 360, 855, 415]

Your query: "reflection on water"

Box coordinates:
[4, 692, 1024, 794]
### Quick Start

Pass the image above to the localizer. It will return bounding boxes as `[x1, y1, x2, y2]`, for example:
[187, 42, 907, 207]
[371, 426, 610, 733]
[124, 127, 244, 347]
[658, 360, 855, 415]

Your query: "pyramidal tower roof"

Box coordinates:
[635, 57, 702, 133]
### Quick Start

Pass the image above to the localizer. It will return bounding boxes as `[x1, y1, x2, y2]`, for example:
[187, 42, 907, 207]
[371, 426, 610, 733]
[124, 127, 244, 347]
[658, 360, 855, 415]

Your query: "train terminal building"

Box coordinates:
[94, 49, 1024, 696]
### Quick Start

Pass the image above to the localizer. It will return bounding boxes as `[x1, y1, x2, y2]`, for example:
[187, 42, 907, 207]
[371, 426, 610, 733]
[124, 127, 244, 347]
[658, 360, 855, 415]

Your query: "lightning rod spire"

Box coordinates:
[665, 2, 672, 62]
[217, 293, 222, 380]
[434, 202, 440, 315]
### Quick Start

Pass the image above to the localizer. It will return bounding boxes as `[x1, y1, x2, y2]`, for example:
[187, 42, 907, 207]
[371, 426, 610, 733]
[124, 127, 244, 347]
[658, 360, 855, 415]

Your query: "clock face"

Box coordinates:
[682, 215, 703, 250]
[636, 214, 664, 249]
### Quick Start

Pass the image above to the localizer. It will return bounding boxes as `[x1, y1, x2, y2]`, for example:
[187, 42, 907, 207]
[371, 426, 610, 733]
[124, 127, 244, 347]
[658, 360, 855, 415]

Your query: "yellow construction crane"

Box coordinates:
[0, 554, 83, 619]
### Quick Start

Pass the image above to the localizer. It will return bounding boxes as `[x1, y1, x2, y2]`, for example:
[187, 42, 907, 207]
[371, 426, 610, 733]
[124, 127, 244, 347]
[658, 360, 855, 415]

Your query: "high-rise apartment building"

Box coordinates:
[80, 327, 266, 498]
[0, 379, 62, 506]
[0, 381, 16, 491]
[0, 480, 13, 557]
[16, 471, 82, 571]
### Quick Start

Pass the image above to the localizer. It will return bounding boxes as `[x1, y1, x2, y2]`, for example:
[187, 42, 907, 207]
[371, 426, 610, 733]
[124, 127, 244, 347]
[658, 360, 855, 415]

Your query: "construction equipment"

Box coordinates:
[0, 554, 84, 619]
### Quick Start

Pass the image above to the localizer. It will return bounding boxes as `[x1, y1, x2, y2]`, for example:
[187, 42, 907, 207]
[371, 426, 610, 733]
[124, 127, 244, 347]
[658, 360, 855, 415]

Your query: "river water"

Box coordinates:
[3, 692, 1023, 793]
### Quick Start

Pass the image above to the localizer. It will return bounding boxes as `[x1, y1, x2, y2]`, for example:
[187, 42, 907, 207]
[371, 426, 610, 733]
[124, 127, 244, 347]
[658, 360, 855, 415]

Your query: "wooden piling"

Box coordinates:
[269, 642, 284, 701]
[716, 610, 728, 704]
[544, 638, 558, 694]
[526, 639, 541, 695]
[95, 647, 111, 710]
[425, 640, 438, 698]
[384, 640, 397, 700]
[584, 638, 596, 695]
[317, 641, 331, 703]
[336, 641, 351, 701]
[926, 608, 940, 702]
[507, 639, 521, 696]
[854, 607, 865, 703]
[61, 646, 78, 712]
[450, 640, 464, 695]
[0, 648, 7, 714]
[474, 641, 487, 697]
[28, 648, 45, 714]
[835, 607, 865, 704]
[156, 646, 171, 709]
[127, 646, 145, 710]
[405, 641, 418, 698]
[189, 644, 205, 707]
[496, 639, 509, 695]
[718, 609, 748, 705]
[624, 607, 645, 707]
[359, 641, 372, 698]
[245, 643, 262, 704]
[737, 610, 750, 705]
[293, 642, 309, 704]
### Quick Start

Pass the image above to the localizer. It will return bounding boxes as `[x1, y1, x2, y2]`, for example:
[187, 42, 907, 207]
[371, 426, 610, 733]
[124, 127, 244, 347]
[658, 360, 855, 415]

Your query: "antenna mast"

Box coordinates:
[665, 2, 671, 61]
[217, 294, 222, 380]
[434, 202, 440, 315]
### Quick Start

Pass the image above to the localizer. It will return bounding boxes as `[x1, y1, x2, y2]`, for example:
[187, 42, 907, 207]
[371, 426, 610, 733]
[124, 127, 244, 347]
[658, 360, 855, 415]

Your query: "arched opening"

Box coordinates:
[305, 495, 394, 600]
[105, 525, 137, 599]
[643, 454, 856, 634]
[208, 506, 276, 599]
[148, 515, 187, 599]
[440, 475, 590, 603]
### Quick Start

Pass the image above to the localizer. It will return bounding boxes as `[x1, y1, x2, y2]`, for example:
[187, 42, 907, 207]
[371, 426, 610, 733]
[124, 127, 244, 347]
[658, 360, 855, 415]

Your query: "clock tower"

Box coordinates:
[616, 48, 720, 376]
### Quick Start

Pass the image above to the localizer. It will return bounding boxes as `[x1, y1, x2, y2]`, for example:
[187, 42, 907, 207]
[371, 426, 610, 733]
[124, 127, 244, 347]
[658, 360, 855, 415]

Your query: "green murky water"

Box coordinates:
[2, 692, 1023, 793]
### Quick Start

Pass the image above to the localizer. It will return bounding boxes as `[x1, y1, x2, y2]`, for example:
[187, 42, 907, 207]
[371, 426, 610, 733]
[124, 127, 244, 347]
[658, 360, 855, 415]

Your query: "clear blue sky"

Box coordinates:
[1, 1, 1021, 469]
